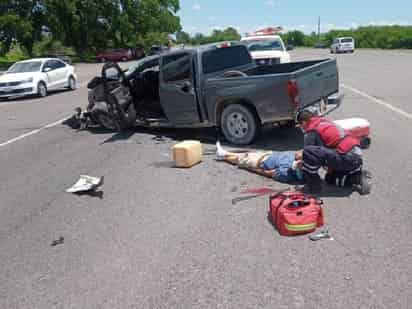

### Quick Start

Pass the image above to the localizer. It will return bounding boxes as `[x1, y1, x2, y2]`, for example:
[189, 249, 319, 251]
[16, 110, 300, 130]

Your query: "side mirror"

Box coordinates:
[44, 67, 52, 73]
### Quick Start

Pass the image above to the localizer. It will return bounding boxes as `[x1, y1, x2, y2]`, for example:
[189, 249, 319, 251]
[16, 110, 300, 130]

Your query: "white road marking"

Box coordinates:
[0, 116, 70, 147]
[342, 83, 412, 120]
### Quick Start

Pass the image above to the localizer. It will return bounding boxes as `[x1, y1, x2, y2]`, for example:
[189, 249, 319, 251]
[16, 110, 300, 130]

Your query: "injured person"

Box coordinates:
[216, 142, 304, 183]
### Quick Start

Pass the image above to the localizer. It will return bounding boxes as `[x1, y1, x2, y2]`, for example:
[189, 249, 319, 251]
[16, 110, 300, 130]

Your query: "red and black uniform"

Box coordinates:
[302, 117, 362, 187]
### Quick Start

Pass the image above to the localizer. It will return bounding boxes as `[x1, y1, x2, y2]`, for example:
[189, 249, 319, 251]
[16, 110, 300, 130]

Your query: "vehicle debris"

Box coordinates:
[309, 229, 333, 241]
[51, 236, 64, 247]
[66, 175, 104, 194]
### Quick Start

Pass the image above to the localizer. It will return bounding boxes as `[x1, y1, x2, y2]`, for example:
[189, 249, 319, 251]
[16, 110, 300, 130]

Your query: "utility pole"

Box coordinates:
[318, 16, 321, 38]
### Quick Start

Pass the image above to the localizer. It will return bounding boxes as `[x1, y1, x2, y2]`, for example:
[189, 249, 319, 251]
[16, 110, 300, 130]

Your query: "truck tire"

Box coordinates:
[221, 104, 259, 145]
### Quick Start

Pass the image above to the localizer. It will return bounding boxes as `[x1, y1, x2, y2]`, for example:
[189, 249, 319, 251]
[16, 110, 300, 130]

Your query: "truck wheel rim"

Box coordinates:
[227, 112, 249, 138]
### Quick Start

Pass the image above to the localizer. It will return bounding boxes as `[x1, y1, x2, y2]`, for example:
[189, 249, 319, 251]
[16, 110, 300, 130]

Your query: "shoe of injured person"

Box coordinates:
[216, 141, 228, 160]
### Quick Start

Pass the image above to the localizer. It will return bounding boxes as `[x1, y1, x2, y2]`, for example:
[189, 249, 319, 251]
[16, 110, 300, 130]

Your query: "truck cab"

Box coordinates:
[241, 34, 291, 66]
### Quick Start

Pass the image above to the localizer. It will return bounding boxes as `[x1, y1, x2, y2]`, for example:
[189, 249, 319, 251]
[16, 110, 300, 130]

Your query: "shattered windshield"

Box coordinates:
[8, 61, 42, 73]
[246, 39, 284, 52]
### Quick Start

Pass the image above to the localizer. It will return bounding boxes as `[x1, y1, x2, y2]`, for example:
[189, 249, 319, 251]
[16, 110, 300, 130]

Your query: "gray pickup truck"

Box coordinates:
[86, 42, 342, 144]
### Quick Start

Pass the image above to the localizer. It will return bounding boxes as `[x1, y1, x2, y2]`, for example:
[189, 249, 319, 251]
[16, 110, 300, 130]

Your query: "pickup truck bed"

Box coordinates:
[204, 58, 340, 126]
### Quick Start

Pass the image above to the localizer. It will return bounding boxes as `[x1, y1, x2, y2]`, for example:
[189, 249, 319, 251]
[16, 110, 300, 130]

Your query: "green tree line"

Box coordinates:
[0, 0, 181, 59]
[281, 25, 412, 49]
[176, 27, 241, 46]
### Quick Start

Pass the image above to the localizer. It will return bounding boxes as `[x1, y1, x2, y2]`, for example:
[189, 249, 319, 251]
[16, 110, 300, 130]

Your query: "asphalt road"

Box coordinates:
[1, 50, 411, 309]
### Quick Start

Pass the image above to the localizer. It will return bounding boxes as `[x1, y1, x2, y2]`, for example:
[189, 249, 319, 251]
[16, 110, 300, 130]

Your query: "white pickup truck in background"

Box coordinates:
[241, 34, 291, 66]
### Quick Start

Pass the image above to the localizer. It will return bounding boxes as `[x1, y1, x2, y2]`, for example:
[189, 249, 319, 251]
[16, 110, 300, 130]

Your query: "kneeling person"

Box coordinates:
[216, 142, 303, 184]
[297, 110, 371, 194]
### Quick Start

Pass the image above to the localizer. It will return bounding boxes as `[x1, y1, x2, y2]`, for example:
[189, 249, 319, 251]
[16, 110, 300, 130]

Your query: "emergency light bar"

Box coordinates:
[246, 26, 283, 37]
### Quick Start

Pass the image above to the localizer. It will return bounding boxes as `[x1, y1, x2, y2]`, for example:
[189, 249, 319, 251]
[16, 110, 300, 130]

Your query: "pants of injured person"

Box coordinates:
[237, 152, 272, 169]
[302, 145, 363, 178]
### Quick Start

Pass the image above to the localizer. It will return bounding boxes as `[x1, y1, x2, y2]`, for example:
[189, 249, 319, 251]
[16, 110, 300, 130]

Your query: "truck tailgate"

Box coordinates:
[294, 59, 339, 108]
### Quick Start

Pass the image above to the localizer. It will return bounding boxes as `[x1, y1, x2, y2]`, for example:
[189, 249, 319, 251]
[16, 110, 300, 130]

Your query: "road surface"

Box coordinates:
[0, 49, 411, 309]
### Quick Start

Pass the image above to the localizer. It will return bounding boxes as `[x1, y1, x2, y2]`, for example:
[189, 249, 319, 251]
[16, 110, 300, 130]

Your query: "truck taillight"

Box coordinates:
[287, 80, 299, 108]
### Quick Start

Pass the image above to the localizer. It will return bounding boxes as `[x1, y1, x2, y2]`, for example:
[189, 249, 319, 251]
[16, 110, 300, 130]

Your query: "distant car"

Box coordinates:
[0, 58, 77, 99]
[148, 45, 169, 56]
[330, 37, 355, 53]
[314, 42, 327, 49]
[96, 49, 133, 63]
[241, 34, 291, 65]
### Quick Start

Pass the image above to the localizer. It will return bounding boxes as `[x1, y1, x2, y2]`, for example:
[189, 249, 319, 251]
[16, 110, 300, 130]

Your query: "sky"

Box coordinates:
[178, 0, 412, 35]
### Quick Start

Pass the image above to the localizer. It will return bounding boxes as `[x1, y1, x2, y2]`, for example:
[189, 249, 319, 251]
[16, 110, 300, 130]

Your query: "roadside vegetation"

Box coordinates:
[1, 1, 411, 70]
[281, 25, 412, 49]
[0, 0, 181, 66]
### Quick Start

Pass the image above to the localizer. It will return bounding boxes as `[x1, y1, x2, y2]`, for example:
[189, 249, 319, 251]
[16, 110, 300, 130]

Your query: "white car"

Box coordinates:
[330, 37, 355, 54]
[0, 58, 77, 99]
[241, 35, 291, 65]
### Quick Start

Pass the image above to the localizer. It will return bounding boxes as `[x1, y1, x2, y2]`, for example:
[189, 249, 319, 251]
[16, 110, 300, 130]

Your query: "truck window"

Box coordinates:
[202, 46, 251, 74]
[341, 38, 353, 43]
[162, 53, 191, 82]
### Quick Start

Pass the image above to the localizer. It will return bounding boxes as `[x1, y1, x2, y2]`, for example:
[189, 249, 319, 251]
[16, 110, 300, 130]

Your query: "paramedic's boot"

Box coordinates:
[300, 172, 322, 195]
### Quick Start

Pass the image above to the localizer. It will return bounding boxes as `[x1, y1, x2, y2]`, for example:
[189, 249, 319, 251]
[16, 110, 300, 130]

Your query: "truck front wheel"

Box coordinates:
[220, 104, 259, 145]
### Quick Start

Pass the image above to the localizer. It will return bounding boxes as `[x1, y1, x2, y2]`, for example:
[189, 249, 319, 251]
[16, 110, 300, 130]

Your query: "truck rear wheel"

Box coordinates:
[220, 104, 259, 145]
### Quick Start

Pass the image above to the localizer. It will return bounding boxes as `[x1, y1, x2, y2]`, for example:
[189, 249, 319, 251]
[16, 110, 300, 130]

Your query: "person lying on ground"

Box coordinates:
[216, 141, 304, 184]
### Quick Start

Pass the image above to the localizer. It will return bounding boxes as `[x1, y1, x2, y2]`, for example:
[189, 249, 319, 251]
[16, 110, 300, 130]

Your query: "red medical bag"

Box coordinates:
[269, 191, 324, 236]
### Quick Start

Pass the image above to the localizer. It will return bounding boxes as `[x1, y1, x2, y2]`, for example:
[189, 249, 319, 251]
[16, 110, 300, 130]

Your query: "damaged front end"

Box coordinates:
[72, 62, 137, 131]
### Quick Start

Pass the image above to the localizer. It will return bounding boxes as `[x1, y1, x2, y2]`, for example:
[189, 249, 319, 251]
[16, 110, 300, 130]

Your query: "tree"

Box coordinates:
[45, 0, 182, 57]
[0, 0, 45, 56]
[176, 31, 191, 44]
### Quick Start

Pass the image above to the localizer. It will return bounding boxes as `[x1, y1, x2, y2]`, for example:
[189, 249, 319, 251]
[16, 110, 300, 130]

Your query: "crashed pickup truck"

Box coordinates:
[84, 42, 343, 145]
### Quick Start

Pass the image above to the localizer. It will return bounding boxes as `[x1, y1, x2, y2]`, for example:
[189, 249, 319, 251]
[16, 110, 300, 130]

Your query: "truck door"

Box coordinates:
[159, 52, 200, 125]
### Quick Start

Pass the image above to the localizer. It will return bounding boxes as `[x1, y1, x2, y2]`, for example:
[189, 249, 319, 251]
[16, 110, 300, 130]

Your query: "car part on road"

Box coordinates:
[37, 82, 47, 97]
[309, 229, 333, 241]
[51, 236, 64, 247]
[221, 104, 259, 145]
[66, 175, 104, 194]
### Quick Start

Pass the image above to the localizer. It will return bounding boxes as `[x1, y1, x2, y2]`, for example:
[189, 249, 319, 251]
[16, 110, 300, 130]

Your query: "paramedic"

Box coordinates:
[296, 110, 369, 194]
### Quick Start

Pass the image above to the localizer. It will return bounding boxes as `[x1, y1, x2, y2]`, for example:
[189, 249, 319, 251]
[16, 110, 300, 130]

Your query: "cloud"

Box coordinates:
[265, 0, 275, 6]
[192, 3, 201, 11]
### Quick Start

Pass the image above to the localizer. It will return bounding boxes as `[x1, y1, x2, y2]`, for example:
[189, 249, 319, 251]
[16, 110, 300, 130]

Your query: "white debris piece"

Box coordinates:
[66, 175, 104, 193]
